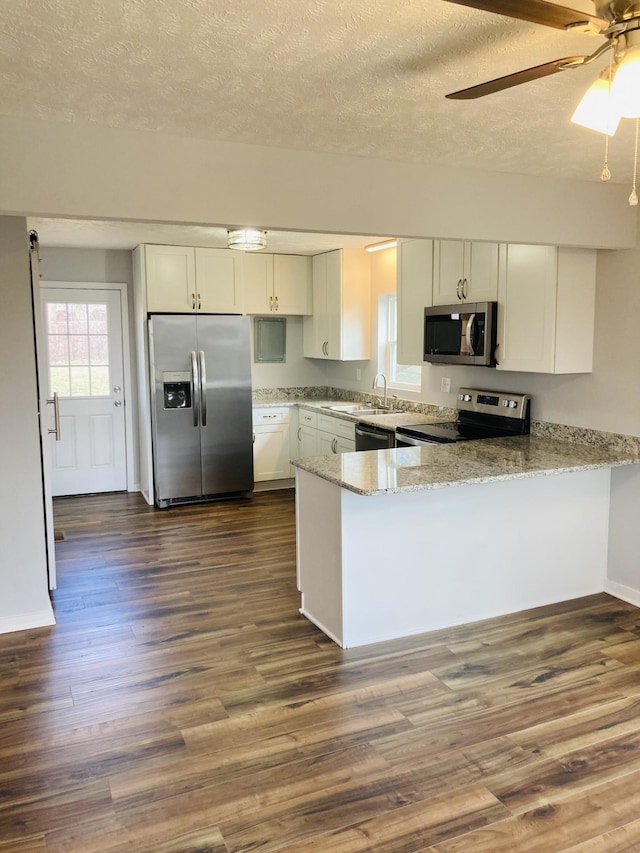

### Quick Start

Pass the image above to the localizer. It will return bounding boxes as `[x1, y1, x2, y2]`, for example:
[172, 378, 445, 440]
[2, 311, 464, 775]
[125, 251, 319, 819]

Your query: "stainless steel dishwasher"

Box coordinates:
[354, 422, 396, 451]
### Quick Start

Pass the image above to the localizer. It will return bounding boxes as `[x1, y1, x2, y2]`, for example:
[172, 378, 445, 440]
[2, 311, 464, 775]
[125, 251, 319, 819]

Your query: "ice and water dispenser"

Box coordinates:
[162, 371, 191, 409]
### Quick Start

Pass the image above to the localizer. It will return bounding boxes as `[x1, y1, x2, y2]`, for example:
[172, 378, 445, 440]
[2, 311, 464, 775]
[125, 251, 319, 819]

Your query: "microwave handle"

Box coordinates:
[465, 313, 477, 355]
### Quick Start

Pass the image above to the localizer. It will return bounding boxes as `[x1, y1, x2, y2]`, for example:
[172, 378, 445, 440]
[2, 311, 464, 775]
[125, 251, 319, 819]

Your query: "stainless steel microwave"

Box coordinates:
[423, 302, 497, 367]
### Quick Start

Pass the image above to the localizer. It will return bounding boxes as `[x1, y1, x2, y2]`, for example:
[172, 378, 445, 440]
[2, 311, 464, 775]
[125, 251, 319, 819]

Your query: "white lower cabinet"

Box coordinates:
[316, 413, 356, 454]
[252, 407, 292, 482]
[296, 409, 318, 458]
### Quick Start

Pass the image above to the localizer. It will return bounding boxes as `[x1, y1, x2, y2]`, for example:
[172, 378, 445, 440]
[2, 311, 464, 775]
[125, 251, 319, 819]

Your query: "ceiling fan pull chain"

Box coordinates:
[629, 118, 639, 207]
[600, 44, 615, 183]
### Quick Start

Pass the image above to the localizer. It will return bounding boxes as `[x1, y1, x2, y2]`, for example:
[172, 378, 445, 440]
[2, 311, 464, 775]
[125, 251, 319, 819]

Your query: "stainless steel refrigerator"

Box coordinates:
[148, 314, 254, 507]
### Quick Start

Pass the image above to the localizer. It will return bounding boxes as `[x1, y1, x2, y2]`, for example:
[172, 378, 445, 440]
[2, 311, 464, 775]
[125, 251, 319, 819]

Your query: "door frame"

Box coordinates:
[39, 280, 136, 493]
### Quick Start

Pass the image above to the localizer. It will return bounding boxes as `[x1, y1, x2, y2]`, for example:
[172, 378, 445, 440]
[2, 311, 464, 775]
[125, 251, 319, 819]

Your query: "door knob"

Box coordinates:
[113, 386, 121, 393]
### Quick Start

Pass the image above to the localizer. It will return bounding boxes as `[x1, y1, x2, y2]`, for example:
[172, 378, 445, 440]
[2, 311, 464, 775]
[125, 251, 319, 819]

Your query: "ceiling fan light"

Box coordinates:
[611, 47, 640, 119]
[227, 228, 267, 251]
[571, 75, 621, 136]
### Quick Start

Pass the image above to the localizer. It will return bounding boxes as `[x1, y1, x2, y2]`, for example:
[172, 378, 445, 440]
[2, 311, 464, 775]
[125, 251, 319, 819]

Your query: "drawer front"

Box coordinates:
[252, 407, 291, 426]
[317, 414, 355, 441]
[298, 409, 318, 428]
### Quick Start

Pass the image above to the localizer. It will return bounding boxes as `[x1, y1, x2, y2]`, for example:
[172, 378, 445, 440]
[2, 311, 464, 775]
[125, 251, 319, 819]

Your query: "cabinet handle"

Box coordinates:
[297, 427, 301, 440]
[191, 292, 196, 310]
[269, 295, 273, 311]
[462, 278, 468, 299]
[456, 280, 462, 300]
[197, 292, 202, 311]
[274, 296, 279, 312]
[332, 438, 337, 453]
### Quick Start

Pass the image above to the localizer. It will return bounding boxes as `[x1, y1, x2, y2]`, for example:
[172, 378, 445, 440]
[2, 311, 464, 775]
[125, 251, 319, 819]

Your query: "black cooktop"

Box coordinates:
[396, 420, 511, 444]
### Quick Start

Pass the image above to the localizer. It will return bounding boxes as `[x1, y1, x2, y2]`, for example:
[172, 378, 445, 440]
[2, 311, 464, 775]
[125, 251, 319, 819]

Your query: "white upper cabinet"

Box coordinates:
[396, 239, 433, 366]
[243, 253, 312, 315]
[433, 241, 501, 305]
[144, 245, 197, 313]
[497, 244, 596, 374]
[274, 255, 312, 315]
[142, 244, 242, 313]
[303, 249, 370, 360]
[195, 247, 243, 313]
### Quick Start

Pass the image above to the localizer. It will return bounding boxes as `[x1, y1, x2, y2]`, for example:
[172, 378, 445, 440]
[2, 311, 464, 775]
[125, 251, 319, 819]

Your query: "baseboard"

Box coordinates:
[604, 579, 640, 609]
[0, 606, 56, 636]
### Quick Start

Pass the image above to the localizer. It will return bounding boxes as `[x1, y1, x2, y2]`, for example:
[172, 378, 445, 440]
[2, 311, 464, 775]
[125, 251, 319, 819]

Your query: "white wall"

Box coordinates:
[0, 116, 636, 249]
[250, 316, 327, 390]
[0, 216, 54, 632]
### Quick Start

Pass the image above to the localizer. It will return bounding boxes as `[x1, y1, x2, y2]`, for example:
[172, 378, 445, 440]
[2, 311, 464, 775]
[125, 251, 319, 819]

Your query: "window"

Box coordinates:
[46, 302, 110, 397]
[379, 295, 421, 390]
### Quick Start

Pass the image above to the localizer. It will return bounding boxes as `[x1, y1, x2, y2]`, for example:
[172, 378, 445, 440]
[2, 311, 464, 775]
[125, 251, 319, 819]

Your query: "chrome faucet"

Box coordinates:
[372, 372, 388, 408]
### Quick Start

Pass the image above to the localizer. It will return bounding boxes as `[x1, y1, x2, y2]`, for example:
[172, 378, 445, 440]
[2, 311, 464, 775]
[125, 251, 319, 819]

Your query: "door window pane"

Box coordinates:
[46, 302, 110, 397]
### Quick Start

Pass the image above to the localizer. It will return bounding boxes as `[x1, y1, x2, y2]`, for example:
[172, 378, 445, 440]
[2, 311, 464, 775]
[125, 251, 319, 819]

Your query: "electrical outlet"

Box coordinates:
[441, 377, 451, 393]
[356, 368, 362, 381]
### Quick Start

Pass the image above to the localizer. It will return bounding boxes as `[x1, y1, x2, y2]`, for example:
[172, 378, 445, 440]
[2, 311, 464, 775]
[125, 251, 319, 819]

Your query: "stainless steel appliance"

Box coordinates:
[424, 302, 497, 366]
[396, 387, 530, 447]
[149, 314, 253, 507]
[355, 422, 395, 451]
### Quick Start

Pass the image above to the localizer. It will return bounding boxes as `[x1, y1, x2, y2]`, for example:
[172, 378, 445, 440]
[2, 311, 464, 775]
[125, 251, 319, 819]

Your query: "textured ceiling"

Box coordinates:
[5, 0, 639, 250]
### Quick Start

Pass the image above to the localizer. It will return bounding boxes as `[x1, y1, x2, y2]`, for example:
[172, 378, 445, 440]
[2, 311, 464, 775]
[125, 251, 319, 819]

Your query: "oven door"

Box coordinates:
[395, 434, 444, 448]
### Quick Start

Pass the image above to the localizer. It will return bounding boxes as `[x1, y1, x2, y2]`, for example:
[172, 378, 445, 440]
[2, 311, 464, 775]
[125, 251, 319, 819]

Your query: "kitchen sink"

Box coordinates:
[322, 404, 404, 415]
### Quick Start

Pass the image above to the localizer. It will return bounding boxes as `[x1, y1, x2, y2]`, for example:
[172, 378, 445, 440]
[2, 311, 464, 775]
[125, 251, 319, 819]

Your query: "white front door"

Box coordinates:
[40, 287, 127, 496]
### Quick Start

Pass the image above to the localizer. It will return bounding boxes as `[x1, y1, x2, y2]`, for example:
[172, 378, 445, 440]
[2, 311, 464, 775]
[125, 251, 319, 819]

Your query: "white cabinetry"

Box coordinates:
[252, 407, 292, 482]
[140, 244, 243, 314]
[396, 239, 433, 365]
[497, 244, 596, 374]
[243, 254, 312, 315]
[433, 241, 501, 305]
[296, 409, 318, 458]
[195, 247, 243, 313]
[316, 413, 356, 454]
[303, 249, 370, 360]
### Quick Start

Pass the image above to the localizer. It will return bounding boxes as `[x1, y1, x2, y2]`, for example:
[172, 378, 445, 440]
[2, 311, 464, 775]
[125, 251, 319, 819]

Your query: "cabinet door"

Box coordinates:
[145, 245, 196, 313]
[303, 253, 329, 357]
[334, 436, 356, 453]
[325, 250, 343, 359]
[298, 424, 318, 457]
[497, 244, 558, 373]
[243, 254, 275, 314]
[195, 248, 243, 313]
[397, 239, 433, 365]
[317, 431, 337, 455]
[433, 240, 465, 305]
[273, 255, 312, 315]
[465, 242, 500, 302]
[253, 423, 291, 480]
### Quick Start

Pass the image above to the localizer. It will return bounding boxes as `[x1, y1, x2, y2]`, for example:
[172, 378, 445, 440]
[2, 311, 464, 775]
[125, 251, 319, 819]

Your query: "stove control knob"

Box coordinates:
[463, 394, 472, 402]
[458, 393, 464, 401]
[509, 400, 518, 409]
[502, 400, 509, 407]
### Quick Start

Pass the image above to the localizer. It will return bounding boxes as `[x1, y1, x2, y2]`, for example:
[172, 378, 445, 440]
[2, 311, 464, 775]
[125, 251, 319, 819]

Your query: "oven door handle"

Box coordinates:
[465, 313, 477, 355]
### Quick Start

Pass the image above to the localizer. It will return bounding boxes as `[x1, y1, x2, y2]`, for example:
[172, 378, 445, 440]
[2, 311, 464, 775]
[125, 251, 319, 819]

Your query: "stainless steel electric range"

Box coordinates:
[395, 387, 531, 447]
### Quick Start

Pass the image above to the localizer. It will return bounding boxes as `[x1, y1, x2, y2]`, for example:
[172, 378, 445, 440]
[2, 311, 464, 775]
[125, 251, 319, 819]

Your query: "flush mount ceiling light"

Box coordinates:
[227, 229, 267, 251]
[365, 239, 398, 253]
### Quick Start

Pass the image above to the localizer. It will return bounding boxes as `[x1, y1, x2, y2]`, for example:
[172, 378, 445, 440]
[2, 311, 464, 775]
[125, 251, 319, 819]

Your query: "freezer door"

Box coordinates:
[197, 315, 254, 495]
[149, 315, 202, 503]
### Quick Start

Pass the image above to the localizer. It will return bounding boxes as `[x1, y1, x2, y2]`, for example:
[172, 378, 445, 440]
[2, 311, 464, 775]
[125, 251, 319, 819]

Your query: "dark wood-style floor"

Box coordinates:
[2, 491, 640, 851]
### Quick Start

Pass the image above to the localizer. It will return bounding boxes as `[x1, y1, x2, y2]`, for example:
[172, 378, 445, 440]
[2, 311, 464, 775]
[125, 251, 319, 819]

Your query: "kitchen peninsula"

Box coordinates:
[293, 436, 640, 648]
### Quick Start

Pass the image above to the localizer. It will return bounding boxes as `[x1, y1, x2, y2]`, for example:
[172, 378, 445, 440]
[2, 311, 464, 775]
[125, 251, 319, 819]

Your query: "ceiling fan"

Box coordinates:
[444, 0, 640, 100]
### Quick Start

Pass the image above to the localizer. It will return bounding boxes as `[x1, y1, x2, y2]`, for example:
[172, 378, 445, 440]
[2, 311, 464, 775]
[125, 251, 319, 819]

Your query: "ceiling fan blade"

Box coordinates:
[443, 0, 608, 31]
[446, 56, 586, 99]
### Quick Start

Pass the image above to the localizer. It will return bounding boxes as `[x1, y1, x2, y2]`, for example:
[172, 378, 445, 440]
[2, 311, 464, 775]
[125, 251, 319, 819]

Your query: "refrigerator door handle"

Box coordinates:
[191, 350, 200, 427]
[199, 350, 207, 427]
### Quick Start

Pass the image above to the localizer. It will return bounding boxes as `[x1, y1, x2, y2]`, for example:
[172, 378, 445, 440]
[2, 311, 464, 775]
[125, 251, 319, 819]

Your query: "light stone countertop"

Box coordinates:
[291, 436, 640, 496]
[254, 397, 449, 430]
